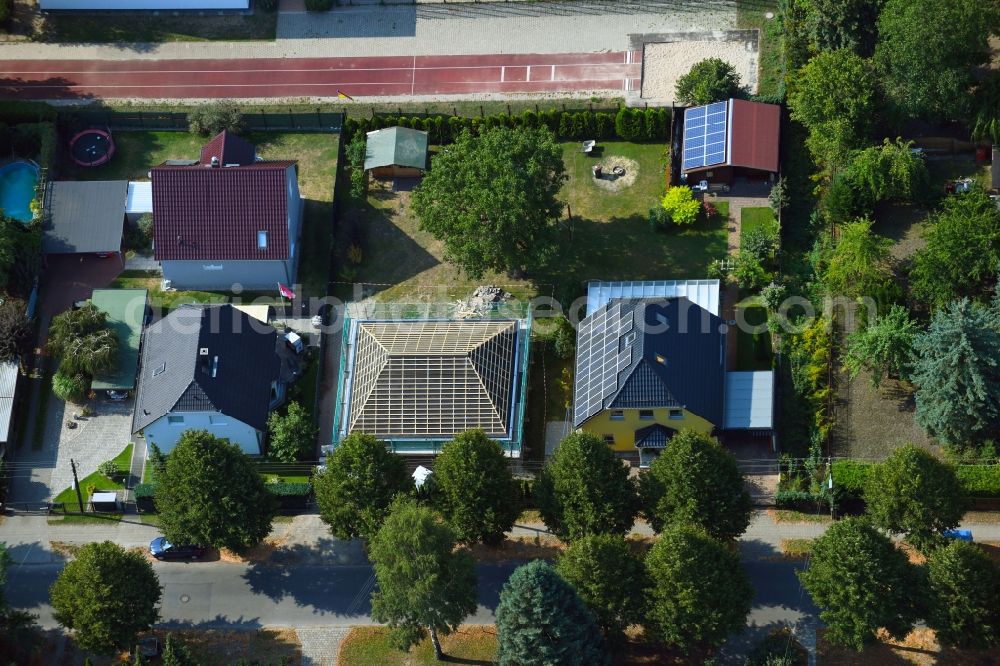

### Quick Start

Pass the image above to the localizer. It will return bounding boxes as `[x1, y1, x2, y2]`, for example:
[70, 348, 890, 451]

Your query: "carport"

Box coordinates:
[42, 181, 128, 262]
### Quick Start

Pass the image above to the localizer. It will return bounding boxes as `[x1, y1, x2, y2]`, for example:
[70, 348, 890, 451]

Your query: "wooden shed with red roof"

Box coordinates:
[680, 98, 781, 185]
[151, 132, 303, 291]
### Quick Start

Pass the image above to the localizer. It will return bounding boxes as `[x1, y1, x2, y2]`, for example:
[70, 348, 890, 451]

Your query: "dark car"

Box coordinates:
[149, 537, 207, 561]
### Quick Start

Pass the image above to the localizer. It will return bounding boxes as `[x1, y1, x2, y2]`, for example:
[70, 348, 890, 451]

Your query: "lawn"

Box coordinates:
[53, 443, 133, 509]
[736, 0, 784, 98]
[347, 141, 726, 306]
[338, 626, 498, 666]
[110, 273, 227, 311]
[741, 206, 779, 237]
[39, 10, 277, 44]
[736, 300, 773, 371]
[65, 130, 339, 299]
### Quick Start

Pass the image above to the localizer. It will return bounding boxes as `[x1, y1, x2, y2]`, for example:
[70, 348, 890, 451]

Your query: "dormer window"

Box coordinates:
[257, 230, 268, 250]
[153, 362, 166, 377]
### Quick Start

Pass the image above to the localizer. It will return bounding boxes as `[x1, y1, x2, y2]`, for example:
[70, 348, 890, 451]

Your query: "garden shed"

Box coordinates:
[42, 180, 128, 257]
[364, 127, 429, 179]
[681, 98, 781, 185]
[90, 289, 149, 393]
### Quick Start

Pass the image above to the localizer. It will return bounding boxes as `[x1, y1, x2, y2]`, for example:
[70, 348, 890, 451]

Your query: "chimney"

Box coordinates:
[211, 156, 220, 168]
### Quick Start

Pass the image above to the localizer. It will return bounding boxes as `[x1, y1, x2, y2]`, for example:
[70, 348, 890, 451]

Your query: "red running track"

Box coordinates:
[0, 51, 643, 99]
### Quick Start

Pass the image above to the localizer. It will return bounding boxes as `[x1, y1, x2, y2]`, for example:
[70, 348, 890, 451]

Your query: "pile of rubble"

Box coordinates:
[455, 285, 512, 318]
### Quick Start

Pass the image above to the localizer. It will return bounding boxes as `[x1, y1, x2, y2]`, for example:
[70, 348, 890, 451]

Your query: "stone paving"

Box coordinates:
[47, 397, 135, 501]
[0, 0, 737, 60]
[297, 626, 352, 666]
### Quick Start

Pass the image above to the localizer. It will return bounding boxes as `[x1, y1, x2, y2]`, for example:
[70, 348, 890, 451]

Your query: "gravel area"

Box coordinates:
[641, 36, 759, 104]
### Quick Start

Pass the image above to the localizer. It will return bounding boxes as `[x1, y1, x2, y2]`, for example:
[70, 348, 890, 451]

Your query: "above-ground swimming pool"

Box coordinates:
[70, 129, 116, 167]
[0, 161, 39, 223]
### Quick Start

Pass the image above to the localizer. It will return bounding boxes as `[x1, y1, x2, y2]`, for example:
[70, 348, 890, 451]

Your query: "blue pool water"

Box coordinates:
[0, 161, 40, 223]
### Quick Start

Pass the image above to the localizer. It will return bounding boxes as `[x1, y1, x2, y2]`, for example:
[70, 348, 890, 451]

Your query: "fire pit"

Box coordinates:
[612, 166, 626, 176]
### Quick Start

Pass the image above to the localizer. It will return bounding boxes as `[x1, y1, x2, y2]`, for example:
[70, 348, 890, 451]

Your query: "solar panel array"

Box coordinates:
[682, 101, 728, 171]
[573, 302, 637, 427]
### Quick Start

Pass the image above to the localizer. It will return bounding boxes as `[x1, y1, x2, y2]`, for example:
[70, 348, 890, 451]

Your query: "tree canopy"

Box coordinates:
[821, 218, 898, 302]
[47, 303, 118, 378]
[49, 541, 161, 654]
[639, 429, 751, 540]
[802, 0, 883, 56]
[644, 524, 753, 649]
[555, 534, 647, 643]
[876, 0, 999, 121]
[155, 430, 276, 553]
[864, 445, 967, 551]
[496, 560, 609, 666]
[798, 518, 922, 650]
[0, 215, 42, 296]
[369, 499, 477, 660]
[313, 432, 412, 540]
[925, 540, 1000, 649]
[912, 299, 1000, 447]
[534, 432, 639, 541]
[266, 401, 317, 463]
[846, 139, 929, 210]
[844, 304, 920, 388]
[431, 429, 520, 545]
[0, 297, 32, 362]
[674, 58, 745, 106]
[411, 126, 566, 278]
[910, 190, 1000, 309]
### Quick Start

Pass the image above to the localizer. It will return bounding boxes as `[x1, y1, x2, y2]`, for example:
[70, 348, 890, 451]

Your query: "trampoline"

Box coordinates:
[69, 129, 116, 167]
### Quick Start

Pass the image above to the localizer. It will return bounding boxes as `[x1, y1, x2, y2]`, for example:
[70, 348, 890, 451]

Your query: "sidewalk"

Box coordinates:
[0, 0, 736, 61]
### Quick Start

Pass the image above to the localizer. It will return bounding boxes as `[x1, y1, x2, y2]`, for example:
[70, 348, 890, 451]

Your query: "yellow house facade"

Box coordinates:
[580, 406, 714, 454]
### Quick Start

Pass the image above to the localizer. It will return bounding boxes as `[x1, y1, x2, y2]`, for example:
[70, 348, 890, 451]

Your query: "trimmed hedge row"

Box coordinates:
[135, 482, 313, 513]
[265, 482, 312, 496]
[831, 459, 1000, 498]
[774, 490, 831, 511]
[342, 106, 671, 145]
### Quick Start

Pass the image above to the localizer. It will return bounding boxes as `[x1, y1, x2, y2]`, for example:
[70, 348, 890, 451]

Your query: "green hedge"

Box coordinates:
[134, 483, 156, 499]
[266, 482, 312, 497]
[832, 459, 1000, 498]
[342, 106, 671, 145]
[775, 490, 831, 511]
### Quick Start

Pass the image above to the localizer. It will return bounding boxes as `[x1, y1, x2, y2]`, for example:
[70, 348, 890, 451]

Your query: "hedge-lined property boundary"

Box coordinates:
[342, 106, 671, 144]
[134, 482, 313, 513]
[831, 459, 1000, 498]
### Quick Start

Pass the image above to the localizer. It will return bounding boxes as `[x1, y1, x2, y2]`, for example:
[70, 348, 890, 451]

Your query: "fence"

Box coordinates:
[60, 109, 344, 133]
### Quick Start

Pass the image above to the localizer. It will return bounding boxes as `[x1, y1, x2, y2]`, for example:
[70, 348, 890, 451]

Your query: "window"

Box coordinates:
[167, 415, 185, 425]
[610, 410, 625, 421]
[257, 230, 268, 250]
[669, 409, 683, 420]
[602, 434, 615, 445]
[209, 415, 227, 426]
[152, 362, 167, 377]
[639, 410, 654, 420]
[655, 354, 666, 365]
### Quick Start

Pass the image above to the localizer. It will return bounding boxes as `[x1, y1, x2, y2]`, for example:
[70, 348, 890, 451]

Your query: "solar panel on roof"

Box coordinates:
[682, 101, 729, 171]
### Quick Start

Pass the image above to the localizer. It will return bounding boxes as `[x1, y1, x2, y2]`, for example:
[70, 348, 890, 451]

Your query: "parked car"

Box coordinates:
[942, 529, 973, 542]
[106, 390, 129, 401]
[149, 537, 207, 561]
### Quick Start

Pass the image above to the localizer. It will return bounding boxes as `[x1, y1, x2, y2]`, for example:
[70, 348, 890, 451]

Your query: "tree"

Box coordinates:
[369, 499, 477, 660]
[47, 303, 118, 377]
[926, 540, 1000, 649]
[0, 297, 31, 362]
[971, 71, 1000, 145]
[49, 541, 161, 654]
[496, 560, 609, 666]
[660, 186, 701, 226]
[534, 432, 639, 541]
[788, 50, 877, 168]
[846, 139, 929, 209]
[674, 57, 745, 106]
[822, 218, 898, 301]
[555, 534, 646, 642]
[0, 215, 42, 295]
[188, 100, 245, 136]
[910, 190, 1000, 309]
[864, 445, 966, 551]
[313, 432, 412, 540]
[432, 430, 520, 545]
[161, 634, 197, 666]
[266, 401, 317, 462]
[155, 430, 276, 553]
[798, 518, 922, 650]
[411, 126, 566, 278]
[802, 0, 883, 56]
[844, 304, 920, 388]
[51, 370, 87, 403]
[639, 429, 751, 540]
[912, 299, 1000, 447]
[346, 133, 368, 200]
[645, 524, 753, 649]
[730, 250, 771, 290]
[876, 0, 998, 121]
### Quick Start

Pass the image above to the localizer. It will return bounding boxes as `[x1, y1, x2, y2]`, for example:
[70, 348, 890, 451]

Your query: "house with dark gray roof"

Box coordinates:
[151, 132, 302, 291]
[132, 304, 282, 455]
[42, 180, 128, 257]
[573, 288, 774, 466]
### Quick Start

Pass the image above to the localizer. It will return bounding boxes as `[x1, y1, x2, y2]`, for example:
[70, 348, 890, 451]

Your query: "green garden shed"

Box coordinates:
[90, 289, 149, 393]
[364, 126, 429, 179]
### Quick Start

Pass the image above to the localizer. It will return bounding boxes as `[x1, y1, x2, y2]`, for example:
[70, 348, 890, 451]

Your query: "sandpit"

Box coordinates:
[592, 155, 639, 192]
[641, 37, 759, 104]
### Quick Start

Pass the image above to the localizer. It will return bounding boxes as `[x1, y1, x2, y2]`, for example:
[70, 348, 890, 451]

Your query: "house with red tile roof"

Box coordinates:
[151, 132, 302, 291]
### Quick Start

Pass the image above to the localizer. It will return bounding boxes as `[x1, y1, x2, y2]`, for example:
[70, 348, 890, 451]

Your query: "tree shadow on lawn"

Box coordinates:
[540, 214, 728, 304]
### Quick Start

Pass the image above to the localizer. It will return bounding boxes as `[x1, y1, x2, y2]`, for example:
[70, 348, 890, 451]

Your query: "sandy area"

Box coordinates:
[641, 37, 759, 104]
[592, 155, 639, 192]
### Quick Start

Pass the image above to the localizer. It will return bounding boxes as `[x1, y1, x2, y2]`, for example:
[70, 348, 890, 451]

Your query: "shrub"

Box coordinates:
[97, 460, 118, 479]
[188, 101, 245, 136]
[648, 205, 671, 231]
[769, 177, 789, 213]
[954, 465, 1000, 498]
[675, 57, 745, 105]
[774, 490, 831, 512]
[304, 0, 333, 10]
[660, 186, 700, 225]
[730, 251, 771, 289]
[831, 459, 873, 497]
[52, 371, 87, 403]
[134, 483, 156, 499]
[265, 482, 312, 496]
[553, 317, 576, 359]
[760, 282, 787, 311]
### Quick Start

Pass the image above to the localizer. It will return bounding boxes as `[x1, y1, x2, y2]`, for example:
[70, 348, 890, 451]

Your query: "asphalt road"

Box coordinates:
[6, 560, 522, 630]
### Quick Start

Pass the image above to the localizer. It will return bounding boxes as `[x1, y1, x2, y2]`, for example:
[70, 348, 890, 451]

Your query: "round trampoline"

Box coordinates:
[69, 129, 116, 167]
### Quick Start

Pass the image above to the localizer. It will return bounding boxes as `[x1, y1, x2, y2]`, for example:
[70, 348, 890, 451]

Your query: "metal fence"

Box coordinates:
[61, 109, 344, 133]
